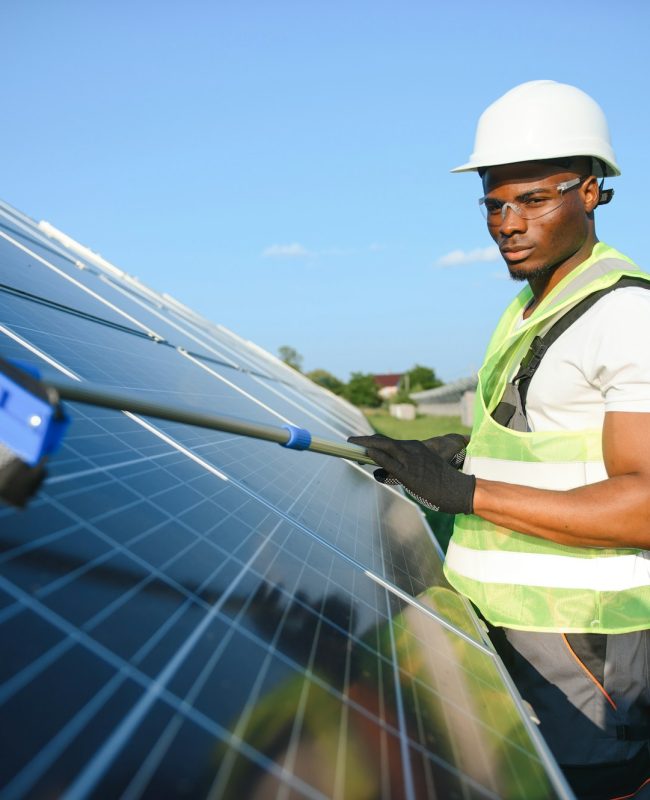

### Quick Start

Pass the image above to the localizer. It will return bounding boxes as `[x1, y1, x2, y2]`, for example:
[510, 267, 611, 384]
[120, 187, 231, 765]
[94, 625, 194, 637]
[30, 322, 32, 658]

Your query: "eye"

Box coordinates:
[522, 196, 548, 207]
[483, 199, 502, 214]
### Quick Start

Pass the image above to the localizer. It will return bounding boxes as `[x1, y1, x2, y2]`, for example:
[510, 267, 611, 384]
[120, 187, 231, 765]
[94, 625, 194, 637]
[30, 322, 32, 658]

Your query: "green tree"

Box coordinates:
[390, 388, 416, 405]
[400, 364, 442, 394]
[343, 372, 381, 407]
[278, 345, 303, 371]
[306, 368, 344, 395]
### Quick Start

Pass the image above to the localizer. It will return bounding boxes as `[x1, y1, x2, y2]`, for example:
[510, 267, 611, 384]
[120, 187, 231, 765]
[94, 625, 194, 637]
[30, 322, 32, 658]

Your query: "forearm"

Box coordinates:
[472, 473, 650, 548]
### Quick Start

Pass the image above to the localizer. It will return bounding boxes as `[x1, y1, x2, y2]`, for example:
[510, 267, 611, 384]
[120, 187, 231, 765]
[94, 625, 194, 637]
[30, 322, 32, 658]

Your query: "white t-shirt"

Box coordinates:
[522, 287, 650, 432]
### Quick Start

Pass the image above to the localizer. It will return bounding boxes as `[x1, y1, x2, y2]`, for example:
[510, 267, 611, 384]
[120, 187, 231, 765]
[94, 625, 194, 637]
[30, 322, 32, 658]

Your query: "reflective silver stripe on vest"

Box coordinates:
[544, 257, 639, 313]
[465, 455, 608, 490]
[515, 258, 642, 342]
[446, 541, 650, 591]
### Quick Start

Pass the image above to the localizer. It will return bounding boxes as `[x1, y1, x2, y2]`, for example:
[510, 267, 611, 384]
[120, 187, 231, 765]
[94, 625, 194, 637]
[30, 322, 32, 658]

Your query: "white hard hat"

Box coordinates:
[452, 80, 620, 177]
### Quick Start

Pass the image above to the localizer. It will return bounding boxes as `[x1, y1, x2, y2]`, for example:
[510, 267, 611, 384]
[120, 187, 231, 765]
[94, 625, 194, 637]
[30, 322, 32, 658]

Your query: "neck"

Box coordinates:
[523, 234, 598, 318]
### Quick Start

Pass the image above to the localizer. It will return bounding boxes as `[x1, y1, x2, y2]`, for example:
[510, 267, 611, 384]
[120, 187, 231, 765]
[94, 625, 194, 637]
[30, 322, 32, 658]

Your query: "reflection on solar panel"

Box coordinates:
[0, 200, 573, 799]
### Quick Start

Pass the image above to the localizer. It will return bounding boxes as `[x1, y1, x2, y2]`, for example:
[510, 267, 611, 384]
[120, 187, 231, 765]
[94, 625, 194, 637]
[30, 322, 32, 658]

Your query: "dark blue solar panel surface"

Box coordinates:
[0, 203, 571, 799]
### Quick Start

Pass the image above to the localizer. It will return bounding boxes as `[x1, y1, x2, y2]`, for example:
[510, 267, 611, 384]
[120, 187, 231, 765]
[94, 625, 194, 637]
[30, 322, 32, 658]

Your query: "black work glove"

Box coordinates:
[347, 434, 475, 514]
[367, 432, 468, 487]
[421, 433, 468, 468]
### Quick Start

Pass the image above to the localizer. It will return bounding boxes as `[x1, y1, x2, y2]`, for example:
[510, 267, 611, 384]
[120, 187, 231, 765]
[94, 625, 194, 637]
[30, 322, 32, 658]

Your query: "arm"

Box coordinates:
[349, 412, 650, 549]
[473, 410, 650, 549]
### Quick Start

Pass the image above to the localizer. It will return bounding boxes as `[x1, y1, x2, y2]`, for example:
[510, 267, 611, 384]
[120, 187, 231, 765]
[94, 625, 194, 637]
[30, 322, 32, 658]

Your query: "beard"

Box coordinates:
[507, 261, 560, 283]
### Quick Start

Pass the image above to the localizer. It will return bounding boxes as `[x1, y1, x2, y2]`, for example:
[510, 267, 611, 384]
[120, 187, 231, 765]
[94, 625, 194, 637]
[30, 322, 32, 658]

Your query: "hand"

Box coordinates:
[347, 434, 475, 514]
[421, 433, 468, 468]
[359, 432, 468, 480]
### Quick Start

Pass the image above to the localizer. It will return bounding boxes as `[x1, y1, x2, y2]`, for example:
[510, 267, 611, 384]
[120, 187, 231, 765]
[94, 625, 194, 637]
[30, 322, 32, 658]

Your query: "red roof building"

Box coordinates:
[373, 373, 403, 399]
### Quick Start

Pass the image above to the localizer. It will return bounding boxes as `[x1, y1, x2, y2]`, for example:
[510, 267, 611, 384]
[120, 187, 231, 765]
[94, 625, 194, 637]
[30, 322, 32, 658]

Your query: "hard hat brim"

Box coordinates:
[450, 155, 620, 178]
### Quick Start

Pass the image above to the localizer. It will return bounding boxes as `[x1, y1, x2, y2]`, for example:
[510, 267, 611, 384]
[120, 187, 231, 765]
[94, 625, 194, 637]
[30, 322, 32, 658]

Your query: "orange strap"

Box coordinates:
[609, 776, 650, 800]
[561, 633, 617, 711]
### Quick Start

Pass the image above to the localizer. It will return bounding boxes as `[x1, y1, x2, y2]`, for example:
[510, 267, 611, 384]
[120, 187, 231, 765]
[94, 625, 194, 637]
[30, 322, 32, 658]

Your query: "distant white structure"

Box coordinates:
[411, 376, 478, 427]
[389, 403, 416, 421]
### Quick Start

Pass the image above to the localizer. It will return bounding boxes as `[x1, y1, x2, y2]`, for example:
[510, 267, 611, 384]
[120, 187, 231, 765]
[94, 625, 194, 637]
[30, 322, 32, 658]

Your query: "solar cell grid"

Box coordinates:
[0, 205, 81, 266]
[96, 280, 282, 382]
[0, 232, 163, 341]
[0, 205, 572, 798]
[111, 279, 366, 431]
[93, 275, 285, 381]
[164, 309, 290, 381]
[0, 290, 367, 444]
[278, 378, 363, 432]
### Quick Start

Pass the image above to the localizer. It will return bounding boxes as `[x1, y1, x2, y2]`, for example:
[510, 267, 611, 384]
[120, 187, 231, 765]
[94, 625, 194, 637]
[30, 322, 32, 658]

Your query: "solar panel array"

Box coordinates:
[0, 200, 572, 799]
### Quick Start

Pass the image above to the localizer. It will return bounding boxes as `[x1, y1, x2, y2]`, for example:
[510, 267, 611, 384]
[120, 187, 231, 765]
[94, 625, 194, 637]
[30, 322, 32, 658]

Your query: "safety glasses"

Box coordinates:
[479, 176, 587, 224]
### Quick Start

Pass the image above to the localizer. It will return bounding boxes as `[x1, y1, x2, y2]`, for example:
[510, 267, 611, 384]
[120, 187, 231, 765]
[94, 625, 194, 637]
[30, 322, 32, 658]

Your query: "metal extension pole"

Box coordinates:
[44, 377, 376, 465]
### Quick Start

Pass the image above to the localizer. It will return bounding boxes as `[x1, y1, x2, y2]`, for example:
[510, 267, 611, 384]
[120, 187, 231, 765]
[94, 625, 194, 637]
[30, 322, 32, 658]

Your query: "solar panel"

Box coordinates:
[0, 201, 573, 798]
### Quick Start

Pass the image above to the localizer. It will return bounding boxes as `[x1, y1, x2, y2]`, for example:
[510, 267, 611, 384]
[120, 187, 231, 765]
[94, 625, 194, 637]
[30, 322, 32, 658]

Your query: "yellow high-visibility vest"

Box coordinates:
[444, 243, 650, 633]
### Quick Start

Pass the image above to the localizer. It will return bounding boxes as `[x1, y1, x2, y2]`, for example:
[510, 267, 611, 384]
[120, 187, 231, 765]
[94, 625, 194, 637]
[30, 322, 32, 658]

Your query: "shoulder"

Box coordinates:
[572, 284, 650, 354]
[573, 284, 650, 333]
[575, 284, 650, 405]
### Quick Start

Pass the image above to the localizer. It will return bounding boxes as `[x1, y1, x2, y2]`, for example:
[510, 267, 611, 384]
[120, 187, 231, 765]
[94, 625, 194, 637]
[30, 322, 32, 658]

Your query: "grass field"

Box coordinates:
[363, 409, 471, 439]
[362, 409, 470, 552]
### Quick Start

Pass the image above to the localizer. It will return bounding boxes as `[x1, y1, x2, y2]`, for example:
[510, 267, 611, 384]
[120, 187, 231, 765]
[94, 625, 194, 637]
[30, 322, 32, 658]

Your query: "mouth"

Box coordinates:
[500, 245, 533, 261]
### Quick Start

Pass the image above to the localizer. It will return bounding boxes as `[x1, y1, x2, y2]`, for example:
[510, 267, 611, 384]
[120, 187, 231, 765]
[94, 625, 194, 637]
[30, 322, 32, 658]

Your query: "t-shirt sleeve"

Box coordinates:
[582, 287, 650, 412]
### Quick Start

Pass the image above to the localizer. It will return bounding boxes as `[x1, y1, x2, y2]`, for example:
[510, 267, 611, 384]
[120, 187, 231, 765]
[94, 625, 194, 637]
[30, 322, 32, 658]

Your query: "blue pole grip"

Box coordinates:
[280, 425, 312, 451]
[0, 358, 69, 465]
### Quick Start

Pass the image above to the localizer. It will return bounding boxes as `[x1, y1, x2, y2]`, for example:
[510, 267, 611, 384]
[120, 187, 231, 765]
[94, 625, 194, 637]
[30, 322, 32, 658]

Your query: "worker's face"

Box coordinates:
[481, 161, 599, 281]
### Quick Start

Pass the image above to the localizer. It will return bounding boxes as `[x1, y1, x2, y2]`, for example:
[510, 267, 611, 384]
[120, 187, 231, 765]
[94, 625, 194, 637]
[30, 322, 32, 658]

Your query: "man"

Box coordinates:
[349, 81, 650, 800]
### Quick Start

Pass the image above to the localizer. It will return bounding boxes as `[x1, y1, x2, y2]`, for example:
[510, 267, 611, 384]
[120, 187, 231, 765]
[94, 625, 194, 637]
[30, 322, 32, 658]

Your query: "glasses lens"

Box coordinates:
[515, 190, 567, 220]
[479, 180, 582, 224]
[479, 197, 501, 220]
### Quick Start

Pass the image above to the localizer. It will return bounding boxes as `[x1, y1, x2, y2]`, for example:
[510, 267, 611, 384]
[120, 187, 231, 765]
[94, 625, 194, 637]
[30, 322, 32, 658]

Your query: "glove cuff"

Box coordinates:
[462, 473, 476, 514]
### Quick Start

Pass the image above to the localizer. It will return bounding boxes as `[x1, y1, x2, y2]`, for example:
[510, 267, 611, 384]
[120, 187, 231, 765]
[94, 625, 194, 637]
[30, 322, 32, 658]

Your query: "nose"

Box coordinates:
[498, 202, 527, 236]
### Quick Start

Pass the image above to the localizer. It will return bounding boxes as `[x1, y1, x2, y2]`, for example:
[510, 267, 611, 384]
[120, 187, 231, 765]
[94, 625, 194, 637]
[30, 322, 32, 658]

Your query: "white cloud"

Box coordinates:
[435, 246, 500, 267]
[262, 242, 384, 260]
[262, 243, 312, 259]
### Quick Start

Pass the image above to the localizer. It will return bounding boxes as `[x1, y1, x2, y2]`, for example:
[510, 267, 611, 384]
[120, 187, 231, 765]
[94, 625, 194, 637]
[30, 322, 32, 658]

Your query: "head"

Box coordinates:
[480, 156, 601, 283]
[453, 81, 619, 290]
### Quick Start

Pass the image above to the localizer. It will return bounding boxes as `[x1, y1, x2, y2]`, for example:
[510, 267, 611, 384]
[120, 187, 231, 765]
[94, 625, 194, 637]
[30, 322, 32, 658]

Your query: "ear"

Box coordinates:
[581, 176, 601, 213]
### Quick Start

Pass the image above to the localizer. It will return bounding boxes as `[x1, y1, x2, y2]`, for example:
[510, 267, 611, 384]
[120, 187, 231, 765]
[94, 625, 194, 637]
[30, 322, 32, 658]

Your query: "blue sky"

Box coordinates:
[2, 1, 649, 382]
